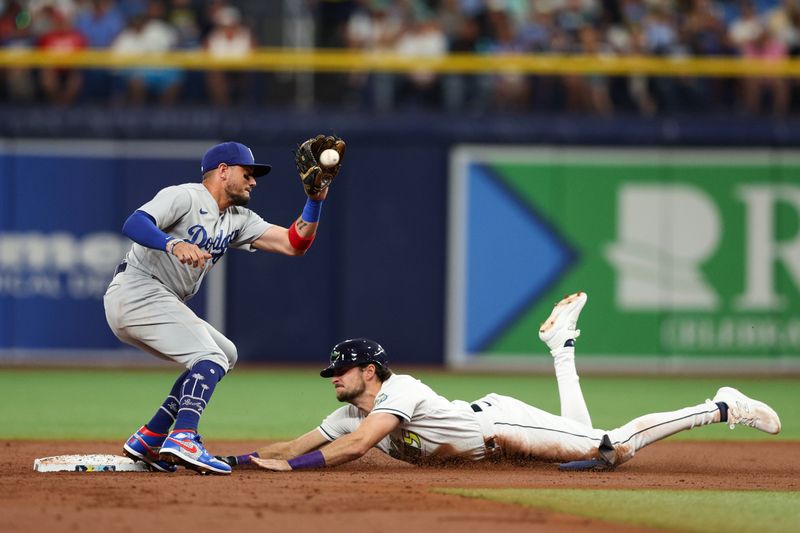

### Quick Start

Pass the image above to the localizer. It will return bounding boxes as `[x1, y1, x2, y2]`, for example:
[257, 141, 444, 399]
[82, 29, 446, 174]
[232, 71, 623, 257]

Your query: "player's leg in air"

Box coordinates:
[538, 292, 592, 427]
[543, 292, 781, 471]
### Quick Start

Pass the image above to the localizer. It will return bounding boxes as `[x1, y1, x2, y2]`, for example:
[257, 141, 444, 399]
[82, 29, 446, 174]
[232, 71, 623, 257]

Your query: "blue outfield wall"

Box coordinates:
[224, 136, 448, 365]
[0, 136, 448, 365]
[2, 110, 800, 367]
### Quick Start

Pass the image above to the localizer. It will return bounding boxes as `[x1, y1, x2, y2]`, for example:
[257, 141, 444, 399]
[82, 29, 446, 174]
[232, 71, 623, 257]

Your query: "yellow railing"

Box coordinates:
[1, 48, 799, 77]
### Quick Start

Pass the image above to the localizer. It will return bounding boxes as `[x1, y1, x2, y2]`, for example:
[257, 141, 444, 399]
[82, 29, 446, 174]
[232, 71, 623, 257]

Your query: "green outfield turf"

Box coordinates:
[437, 488, 800, 533]
[0, 368, 797, 440]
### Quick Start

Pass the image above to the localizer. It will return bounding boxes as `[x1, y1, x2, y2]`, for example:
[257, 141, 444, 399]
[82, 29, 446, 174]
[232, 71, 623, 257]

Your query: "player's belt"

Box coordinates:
[470, 402, 500, 457]
[112, 261, 164, 285]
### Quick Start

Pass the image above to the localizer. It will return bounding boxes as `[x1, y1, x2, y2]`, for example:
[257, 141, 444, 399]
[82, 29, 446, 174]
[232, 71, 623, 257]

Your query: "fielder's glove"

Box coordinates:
[295, 134, 346, 197]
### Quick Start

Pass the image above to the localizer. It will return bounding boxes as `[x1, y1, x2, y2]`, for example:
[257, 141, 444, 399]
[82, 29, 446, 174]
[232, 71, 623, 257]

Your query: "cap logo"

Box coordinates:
[246, 146, 254, 162]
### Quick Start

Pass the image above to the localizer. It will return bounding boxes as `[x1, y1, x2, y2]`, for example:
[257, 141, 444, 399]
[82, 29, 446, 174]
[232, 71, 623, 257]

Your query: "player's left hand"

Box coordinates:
[171, 241, 212, 269]
[251, 457, 292, 472]
[295, 134, 346, 198]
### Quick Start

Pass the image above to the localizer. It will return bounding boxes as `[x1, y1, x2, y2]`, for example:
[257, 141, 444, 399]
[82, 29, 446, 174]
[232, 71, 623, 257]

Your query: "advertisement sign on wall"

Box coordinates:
[447, 147, 800, 371]
[0, 140, 217, 361]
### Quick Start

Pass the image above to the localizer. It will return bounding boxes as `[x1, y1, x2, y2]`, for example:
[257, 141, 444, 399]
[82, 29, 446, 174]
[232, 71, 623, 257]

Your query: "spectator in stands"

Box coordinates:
[741, 25, 790, 115]
[624, 26, 657, 116]
[619, 0, 647, 27]
[484, 5, 530, 111]
[729, 1, 763, 50]
[0, 0, 37, 102]
[37, 5, 88, 105]
[111, 0, 182, 105]
[204, 5, 253, 107]
[345, 1, 405, 110]
[168, 0, 201, 49]
[394, 15, 447, 108]
[438, 0, 485, 112]
[518, 7, 554, 53]
[554, 0, 600, 40]
[117, 0, 149, 19]
[516, 6, 565, 112]
[766, 0, 800, 55]
[640, 5, 686, 112]
[683, 0, 737, 110]
[316, 0, 357, 49]
[74, 0, 125, 48]
[73, 0, 126, 101]
[575, 24, 613, 115]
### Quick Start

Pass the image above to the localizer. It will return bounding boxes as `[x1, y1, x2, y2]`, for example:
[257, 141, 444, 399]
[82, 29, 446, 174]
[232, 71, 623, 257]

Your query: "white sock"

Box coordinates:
[552, 347, 592, 427]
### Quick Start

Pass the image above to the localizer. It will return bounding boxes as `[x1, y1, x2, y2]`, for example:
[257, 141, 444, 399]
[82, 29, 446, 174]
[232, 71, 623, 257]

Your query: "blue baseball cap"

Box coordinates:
[201, 141, 272, 177]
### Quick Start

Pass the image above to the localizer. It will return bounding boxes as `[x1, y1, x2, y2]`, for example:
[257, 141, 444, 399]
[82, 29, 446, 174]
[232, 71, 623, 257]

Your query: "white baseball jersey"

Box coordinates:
[125, 183, 271, 301]
[316, 373, 722, 466]
[318, 374, 490, 463]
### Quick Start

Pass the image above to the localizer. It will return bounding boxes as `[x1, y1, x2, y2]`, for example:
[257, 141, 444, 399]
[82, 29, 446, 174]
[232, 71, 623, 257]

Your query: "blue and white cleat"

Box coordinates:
[159, 430, 232, 475]
[538, 291, 588, 353]
[123, 425, 177, 473]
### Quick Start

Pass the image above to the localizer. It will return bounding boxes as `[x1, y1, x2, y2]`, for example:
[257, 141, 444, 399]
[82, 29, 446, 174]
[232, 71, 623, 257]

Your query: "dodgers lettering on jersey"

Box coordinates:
[186, 224, 240, 263]
[317, 374, 489, 464]
[123, 183, 271, 301]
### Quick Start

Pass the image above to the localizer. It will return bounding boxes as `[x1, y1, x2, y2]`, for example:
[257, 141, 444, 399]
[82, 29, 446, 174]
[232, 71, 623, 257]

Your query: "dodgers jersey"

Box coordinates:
[124, 183, 271, 301]
[318, 374, 489, 464]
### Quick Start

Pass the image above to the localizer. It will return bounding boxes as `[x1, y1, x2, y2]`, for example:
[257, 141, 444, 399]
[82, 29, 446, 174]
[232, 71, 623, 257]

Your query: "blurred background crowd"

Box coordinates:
[1, 0, 799, 115]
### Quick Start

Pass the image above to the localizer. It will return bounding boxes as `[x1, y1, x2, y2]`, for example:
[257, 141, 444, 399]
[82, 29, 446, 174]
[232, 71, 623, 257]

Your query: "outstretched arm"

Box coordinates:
[251, 134, 345, 256]
[251, 189, 327, 256]
[252, 412, 400, 471]
[255, 429, 330, 459]
[219, 428, 330, 468]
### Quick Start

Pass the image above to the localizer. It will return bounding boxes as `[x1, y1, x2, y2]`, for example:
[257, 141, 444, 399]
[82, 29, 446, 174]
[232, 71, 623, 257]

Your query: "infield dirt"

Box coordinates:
[3, 440, 798, 533]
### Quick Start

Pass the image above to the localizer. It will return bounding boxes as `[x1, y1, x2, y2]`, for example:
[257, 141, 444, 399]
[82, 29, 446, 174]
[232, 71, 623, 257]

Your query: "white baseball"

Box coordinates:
[319, 149, 340, 167]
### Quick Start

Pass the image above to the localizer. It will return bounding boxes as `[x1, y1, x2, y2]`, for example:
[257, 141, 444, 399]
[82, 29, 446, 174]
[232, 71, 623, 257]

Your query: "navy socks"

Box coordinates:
[146, 369, 189, 435]
[172, 360, 226, 433]
[716, 401, 729, 423]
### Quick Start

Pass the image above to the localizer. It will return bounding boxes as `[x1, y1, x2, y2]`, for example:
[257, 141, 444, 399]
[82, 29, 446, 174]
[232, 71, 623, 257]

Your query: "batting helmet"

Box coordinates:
[319, 338, 389, 378]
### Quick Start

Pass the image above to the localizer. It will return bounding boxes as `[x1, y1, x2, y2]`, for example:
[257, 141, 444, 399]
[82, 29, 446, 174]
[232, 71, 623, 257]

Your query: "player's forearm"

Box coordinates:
[316, 434, 371, 467]
[286, 198, 323, 253]
[256, 440, 315, 460]
[121, 210, 174, 251]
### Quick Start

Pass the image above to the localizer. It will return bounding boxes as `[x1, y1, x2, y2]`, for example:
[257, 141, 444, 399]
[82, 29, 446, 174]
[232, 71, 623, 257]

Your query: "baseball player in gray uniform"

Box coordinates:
[220, 292, 781, 472]
[106, 138, 345, 475]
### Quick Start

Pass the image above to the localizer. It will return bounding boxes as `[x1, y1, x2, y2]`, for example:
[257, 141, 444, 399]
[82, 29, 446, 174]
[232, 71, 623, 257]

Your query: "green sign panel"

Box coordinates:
[447, 148, 800, 369]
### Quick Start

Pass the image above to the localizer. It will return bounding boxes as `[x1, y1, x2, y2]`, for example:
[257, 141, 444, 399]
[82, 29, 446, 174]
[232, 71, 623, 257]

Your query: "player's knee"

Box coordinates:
[215, 336, 238, 370]
[226, 345, 239, 370]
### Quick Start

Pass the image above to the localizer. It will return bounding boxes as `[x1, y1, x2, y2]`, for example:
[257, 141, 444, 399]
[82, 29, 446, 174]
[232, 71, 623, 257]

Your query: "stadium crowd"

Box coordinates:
[1, 0, 799, 115]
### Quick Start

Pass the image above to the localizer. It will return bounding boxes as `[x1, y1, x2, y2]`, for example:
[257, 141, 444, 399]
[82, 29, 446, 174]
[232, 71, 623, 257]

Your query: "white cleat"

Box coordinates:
[712, 387, 781, 435]
[538, 291, 588, 353]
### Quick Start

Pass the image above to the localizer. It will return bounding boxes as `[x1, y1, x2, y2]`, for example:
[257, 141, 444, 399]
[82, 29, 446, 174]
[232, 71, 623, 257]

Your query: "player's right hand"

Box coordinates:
[171, 241, 212, 268]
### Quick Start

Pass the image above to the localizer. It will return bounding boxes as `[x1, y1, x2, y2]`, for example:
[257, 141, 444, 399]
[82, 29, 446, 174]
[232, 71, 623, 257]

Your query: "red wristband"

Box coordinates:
[288, 221, 315, 251]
